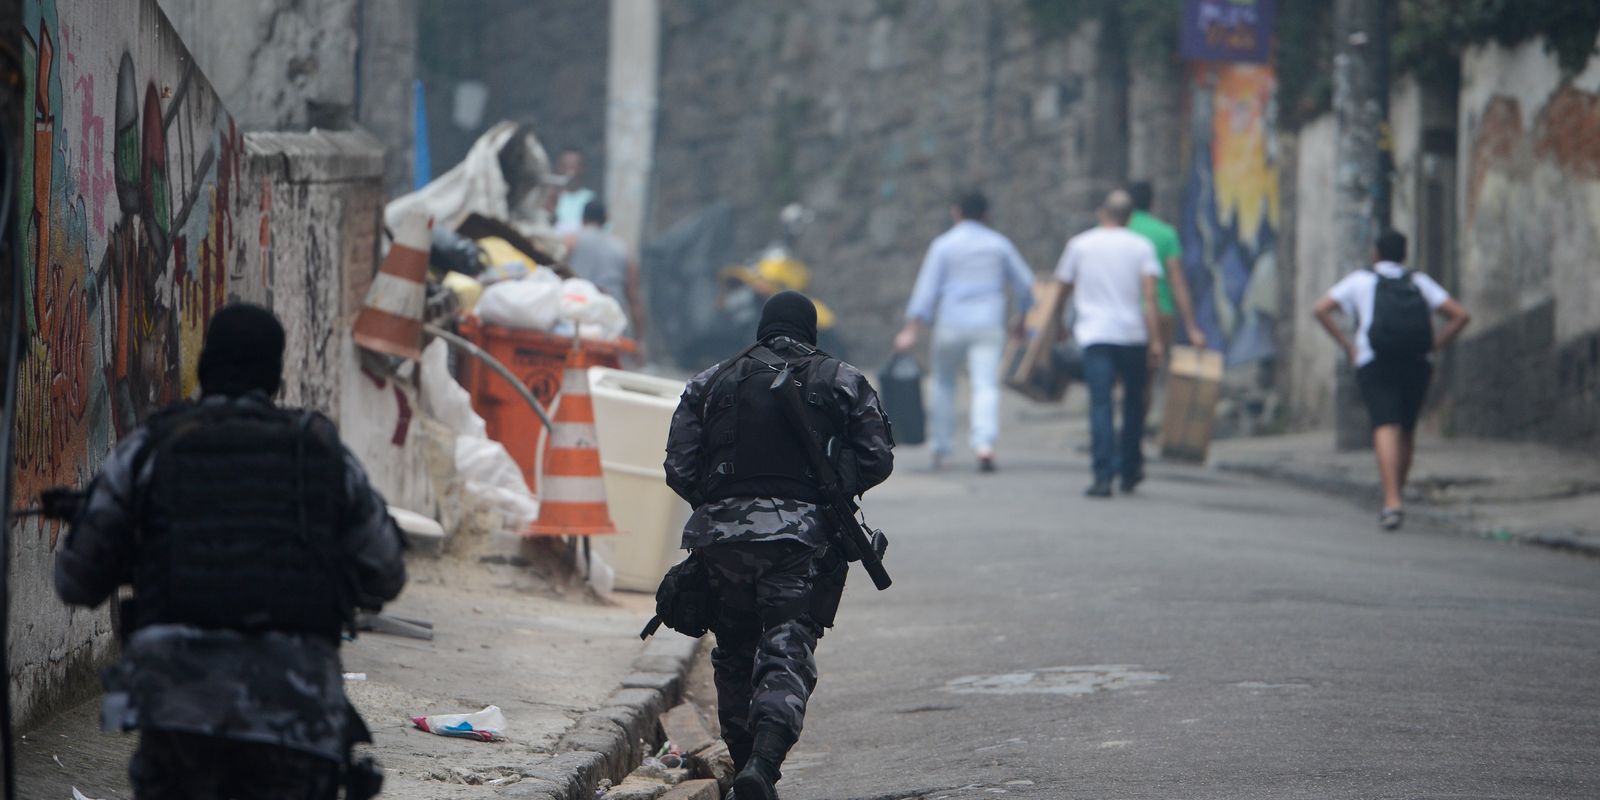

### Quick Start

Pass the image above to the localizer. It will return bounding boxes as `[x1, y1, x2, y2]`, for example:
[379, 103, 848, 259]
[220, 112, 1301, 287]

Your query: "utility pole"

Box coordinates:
[1331, 0, 1388, 451]
[605, 0, 661, 260]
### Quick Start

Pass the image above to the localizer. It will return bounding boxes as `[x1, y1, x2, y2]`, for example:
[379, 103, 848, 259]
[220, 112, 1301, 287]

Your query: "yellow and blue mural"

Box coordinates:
[1180, 63, 1280, 365]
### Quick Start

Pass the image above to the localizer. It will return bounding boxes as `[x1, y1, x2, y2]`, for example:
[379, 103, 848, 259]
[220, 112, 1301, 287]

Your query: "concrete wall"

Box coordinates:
[1451, 36, 1600, 445]
[1283, 115, 1340, 430]
[13, 0, 428, 726]
[158, 0, 417, 196]
[649, 0, 1172, 363]
[158, 0, 358, 131]
[244, 130, 435, 517]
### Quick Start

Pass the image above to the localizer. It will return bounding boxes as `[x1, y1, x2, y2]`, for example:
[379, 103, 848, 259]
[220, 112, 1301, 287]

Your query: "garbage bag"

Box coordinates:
[420, 340, 486, 439]
[560, 278, 628, 341]
[878, 353, 926, 446]
[476, 268, 562, 331]
[456, 435, 539, 531]
[431, 227, 486, 276]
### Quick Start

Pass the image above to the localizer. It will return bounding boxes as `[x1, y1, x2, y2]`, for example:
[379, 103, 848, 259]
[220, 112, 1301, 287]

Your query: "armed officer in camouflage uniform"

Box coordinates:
[664, 291, 894, 800]
[54, 304, 406, 800]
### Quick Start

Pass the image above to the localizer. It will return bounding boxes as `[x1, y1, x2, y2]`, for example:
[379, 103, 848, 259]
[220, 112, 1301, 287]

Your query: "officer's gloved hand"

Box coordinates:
[39, 488, 86, 522]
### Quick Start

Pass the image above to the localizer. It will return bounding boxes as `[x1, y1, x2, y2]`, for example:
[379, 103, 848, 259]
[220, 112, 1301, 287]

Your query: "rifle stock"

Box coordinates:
[769, 366, 892, 591]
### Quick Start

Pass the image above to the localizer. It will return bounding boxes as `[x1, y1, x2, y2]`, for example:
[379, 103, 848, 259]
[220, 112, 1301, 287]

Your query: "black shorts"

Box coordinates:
[1356, 357, 1432, 432]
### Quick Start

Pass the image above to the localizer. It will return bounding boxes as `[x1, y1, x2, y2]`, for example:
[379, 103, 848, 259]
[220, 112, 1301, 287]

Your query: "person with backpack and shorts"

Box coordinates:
[1313, 230, 1471, 530]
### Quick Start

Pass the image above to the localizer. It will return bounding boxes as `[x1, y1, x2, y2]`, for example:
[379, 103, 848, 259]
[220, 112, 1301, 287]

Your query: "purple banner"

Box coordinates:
[1181, 0, 1275, 64]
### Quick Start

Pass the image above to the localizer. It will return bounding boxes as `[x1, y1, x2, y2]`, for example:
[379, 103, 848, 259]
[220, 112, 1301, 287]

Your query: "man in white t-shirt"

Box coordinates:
[1049, 190, 1163, 497]
[1313, 230, 1472, 530]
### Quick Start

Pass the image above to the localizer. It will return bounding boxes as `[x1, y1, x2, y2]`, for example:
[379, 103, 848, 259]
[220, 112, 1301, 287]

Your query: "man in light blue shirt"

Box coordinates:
[894, 192, 1035, 472]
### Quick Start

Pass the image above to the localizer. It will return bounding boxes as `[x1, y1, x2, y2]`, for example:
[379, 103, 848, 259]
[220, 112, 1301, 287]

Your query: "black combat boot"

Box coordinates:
[733, 758, 780, 800]
[733, 728, 787, 800]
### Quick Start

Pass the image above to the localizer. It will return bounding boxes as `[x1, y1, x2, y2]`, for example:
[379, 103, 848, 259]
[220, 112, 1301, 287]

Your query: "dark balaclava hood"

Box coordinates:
[198, 303, 286, 397]
[757, 290, 818, 346]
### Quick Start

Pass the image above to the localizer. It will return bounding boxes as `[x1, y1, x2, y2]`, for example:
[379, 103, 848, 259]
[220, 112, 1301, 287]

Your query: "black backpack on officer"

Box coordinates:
[696, 340, 847, 504]
[1368, 269, 1433, 360]
[132, 402, 354, 642]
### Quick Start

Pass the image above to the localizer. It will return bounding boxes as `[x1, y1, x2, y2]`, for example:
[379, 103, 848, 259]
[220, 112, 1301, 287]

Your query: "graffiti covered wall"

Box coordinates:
[12, 0, 262, 721]
[8, 0, 431, 726]
[1180, 63, 1281, 366]
[1451, 38, 1600, 446]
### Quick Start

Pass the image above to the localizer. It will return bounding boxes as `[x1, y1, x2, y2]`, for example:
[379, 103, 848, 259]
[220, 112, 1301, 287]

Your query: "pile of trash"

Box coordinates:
[476, 271, 628, 341]
[387, 121, 628, 342]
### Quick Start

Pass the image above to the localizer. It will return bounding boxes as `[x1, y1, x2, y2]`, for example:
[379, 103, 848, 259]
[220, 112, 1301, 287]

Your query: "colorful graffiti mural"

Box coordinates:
[15, 0, 247, 536]
[1180, 63, 1281, 366]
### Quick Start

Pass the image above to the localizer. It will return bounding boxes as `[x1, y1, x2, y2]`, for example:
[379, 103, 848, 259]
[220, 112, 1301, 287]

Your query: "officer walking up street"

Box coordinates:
[53, 304, 408, 800]
[663, 291, 895, 800]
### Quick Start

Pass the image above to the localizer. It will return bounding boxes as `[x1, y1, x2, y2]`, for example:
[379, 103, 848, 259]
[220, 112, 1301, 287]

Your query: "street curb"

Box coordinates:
[500, 635, 704, 799]
[1213, 460, 1600, 558]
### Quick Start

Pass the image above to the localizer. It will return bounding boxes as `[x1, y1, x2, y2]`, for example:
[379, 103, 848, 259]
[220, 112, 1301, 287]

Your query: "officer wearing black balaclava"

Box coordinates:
[663, 291, 895, 799]
[55, 304, 406, 800]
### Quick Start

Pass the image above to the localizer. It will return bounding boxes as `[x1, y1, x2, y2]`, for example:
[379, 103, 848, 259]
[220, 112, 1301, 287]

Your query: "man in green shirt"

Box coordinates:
[1127, 181, 1206, 418]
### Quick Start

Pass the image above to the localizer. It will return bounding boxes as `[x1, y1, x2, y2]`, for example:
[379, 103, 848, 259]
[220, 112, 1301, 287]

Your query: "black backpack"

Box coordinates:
[1368, 270, 1433, 359]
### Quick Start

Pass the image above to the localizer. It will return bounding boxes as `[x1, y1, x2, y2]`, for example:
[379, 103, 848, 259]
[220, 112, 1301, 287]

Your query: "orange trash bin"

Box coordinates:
[457, 316, 634, 495]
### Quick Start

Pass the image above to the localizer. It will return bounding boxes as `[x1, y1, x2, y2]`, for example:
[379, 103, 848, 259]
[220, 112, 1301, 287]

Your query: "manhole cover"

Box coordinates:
[942, 664, 1168, 696]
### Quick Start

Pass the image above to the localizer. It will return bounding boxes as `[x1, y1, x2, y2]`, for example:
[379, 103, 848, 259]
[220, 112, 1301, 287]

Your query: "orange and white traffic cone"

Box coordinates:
[353, 211, 431, 361]
[526, 343, 618, 538]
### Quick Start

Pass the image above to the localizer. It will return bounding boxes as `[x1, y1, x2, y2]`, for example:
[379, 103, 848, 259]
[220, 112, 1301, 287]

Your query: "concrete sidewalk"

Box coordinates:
[16, 539, 697, 800]
[1209, 431, 1600, 556]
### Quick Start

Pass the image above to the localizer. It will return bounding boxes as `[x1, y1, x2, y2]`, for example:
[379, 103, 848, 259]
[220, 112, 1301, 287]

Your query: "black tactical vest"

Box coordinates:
[699, 342, 845, 503]
[133, 402, 352, 642]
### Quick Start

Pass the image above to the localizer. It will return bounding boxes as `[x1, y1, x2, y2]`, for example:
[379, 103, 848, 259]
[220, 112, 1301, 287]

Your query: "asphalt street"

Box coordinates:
[779, 409, 1600, 800]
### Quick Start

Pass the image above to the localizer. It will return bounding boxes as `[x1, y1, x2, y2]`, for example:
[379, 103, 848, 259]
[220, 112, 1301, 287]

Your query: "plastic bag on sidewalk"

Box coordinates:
[477, 269, 562, 331]
[878, 353, 926, 445]
[412, 705, 507, 741]
[560, 278, 628, 341]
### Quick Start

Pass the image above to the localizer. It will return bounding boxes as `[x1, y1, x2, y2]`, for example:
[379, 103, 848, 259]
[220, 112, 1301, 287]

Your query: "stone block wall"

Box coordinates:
[417, 0, 609, 185]
[649, 0, 1169, 363]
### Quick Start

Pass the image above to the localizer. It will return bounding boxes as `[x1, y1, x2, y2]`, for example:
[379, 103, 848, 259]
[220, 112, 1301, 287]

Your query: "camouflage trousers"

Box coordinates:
[700, 540, 847, 771]
[130, 730, 341, 799]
